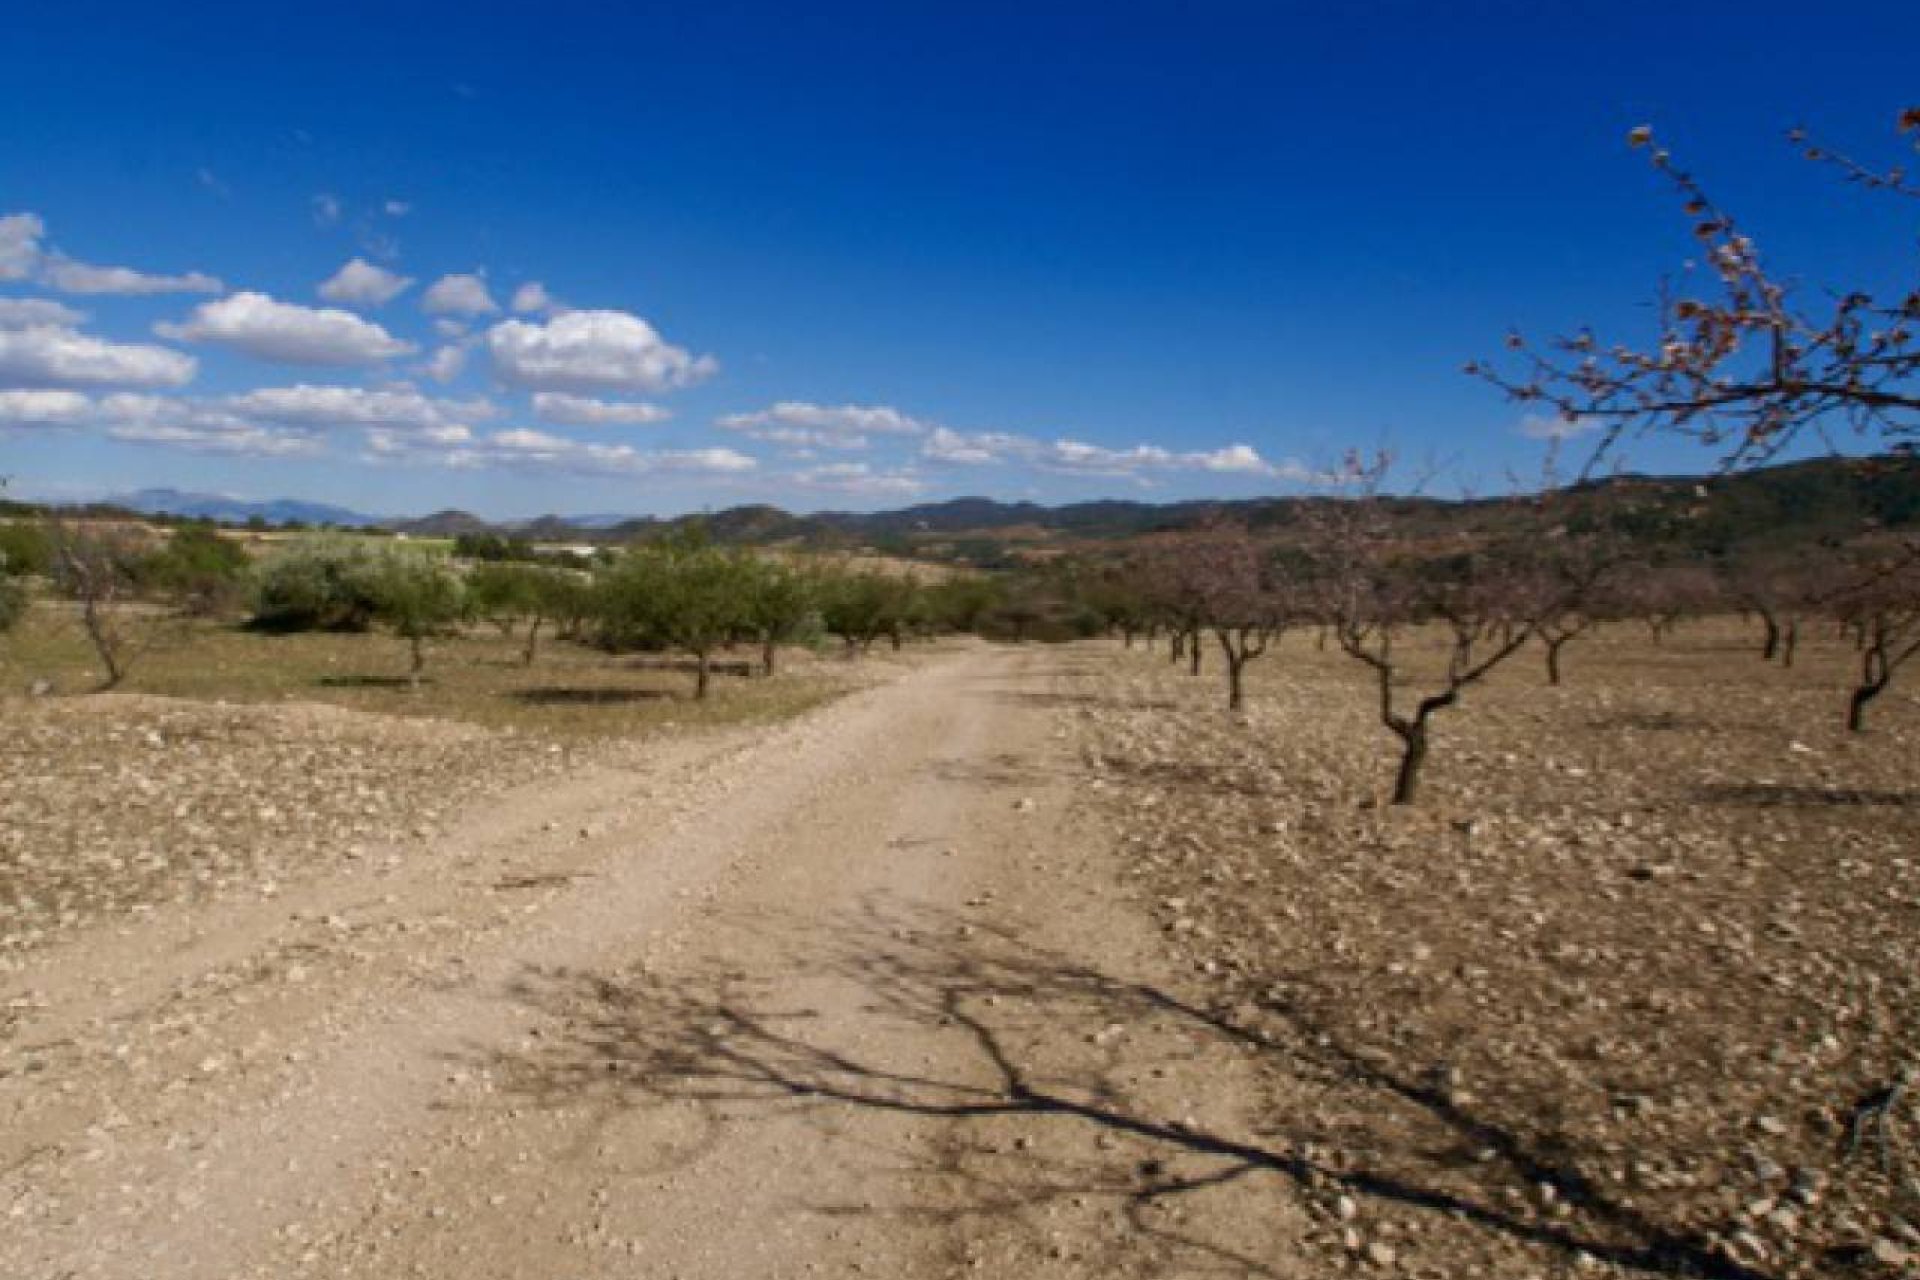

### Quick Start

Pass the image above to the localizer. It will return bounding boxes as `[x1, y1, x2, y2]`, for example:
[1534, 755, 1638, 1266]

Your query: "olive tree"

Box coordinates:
[819, 567, 914, 654]
[597, 543, 754, 699]
[361, 548, 466, 688]
[741, 559, 818, 676]
[467, 562, 581, 665]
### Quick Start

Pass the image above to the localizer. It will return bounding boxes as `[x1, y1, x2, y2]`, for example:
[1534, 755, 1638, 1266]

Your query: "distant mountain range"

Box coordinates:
[109, 489, 387, 529]
[77, 454, 1920, 567]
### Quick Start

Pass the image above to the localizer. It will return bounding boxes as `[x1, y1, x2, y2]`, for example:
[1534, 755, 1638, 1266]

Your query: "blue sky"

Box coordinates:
[3, 0, 1916, 518]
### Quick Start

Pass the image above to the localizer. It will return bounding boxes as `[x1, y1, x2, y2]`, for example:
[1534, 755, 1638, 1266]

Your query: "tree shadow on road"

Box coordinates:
[466, 898, 1771, 1279]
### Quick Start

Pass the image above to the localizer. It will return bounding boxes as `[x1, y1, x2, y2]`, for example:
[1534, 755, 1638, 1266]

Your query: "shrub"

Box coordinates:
[250, 539, 385, 632]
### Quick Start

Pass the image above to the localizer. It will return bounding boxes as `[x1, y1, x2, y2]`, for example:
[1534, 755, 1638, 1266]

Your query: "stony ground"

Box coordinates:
[0, 696, 572, 957]
[1068, 620, 1920, 1277]
[2, 627, 1916, 1279]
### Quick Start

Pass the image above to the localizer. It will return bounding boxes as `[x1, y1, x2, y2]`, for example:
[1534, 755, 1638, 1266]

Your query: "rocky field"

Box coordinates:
[1068, 619, 1920, 1277]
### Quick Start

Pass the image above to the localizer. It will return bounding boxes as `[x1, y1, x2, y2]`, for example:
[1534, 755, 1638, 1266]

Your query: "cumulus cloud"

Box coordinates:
[421, 345, 467, 384]
[422, 271, 499, 317]
[0, 210, 223, 295]
[223, 383, 495, 436]
[0, 391, 322, 457]
[0, 298, 86, 329]
[0, 213, 42, 281]
[368, 424, 754, 479]
[0, 388, 93, 428]
[486, 309, 716, 394]
[318, 257, 414, 307]
[0, 322, 197, 388]
[921, 426, 1023, 465]
[157, 292, 416, 365]
[718, 401, 928, 451]
[786, 462, 927, 498]
[102, 395, 324, 457]
[37, 258, 224, 296]
[1518, 411, 1598, 441]
[920, 426, 1306, 481]
[510, 281, 559, 315]
[532, 392, 671, 426]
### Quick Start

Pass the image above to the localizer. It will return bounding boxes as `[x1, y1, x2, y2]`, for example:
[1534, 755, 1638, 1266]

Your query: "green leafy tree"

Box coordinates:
[466, 562, 582, 664]
[597, 541, 755, 698]
[741, 559, 818, 676]
[361, 549, 466, 688]
[0, 520, 51, 579]
[137, 526, 251, 617]
[819, 568, 914, 653]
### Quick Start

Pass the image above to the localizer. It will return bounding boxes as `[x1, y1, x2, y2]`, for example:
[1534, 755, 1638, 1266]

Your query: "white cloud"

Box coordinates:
[532, 392, 671, 426]
[0, 210, 222, 295]
[0, 213, 43, 280]
[318, 257, 414, 307]
[37, 258, 223, 296]
[1518, 412, 1598, 441]
[3, 391, 324, 458]
[105, 403, 324, 457]
[0, 298, 86, 328]
[0, 322, 197, 388]
[224, 383, 495, 436]
[510, 281, 559, 315]
[786, 462, 927, 498]
[486, 309, 716, 394]
[369, 423, 754, 478]
[718, 401, 928, 450]
[157, 291, 416, 365]
[384, 199, 412, 217]
[0, 388, 93, 427]
[421, 345, 468, 384]
[312, 193, 343, 227]
[919, 426, 1306, 481]
[922, 426, 1022, 465]
[422, 271, 499, 317]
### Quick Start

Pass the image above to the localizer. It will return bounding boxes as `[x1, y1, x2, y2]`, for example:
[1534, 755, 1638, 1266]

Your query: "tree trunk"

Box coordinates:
[761, 634, 778, 677]
[695, 649, 712, 700]
[1759, 611, 1780, 662]
[1226, 654, 1245, 710]
[1849, 645, 1888, 732]
[1544, 634, 1566, 686]
[1781, 621, 1797, 669]
[82, 601, 125, 690]
[409, 632, 425, 690]
[1188, 633, 1203, 677]
[1169, 630, 1184, 664]
[522, 615, 543, 666]
[1391, 726, 1427, 805]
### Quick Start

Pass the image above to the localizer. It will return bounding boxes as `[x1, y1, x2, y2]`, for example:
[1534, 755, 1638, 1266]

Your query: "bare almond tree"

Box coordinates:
[1720, 551, 1823, 666]
[1303, 455, 1549, 804]
[1471, 110, 1920, 470]
[1187, 529, 1289, 711]
[1826, 545, 1920, 732]
[44, 517, 158, 690]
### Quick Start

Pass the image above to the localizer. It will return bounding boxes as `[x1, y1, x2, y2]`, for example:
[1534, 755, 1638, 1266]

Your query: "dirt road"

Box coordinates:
[2, 646, 1297, 1279]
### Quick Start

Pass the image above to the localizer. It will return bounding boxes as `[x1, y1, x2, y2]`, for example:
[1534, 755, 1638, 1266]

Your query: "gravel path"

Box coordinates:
[2, 646, 1282, 1279]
